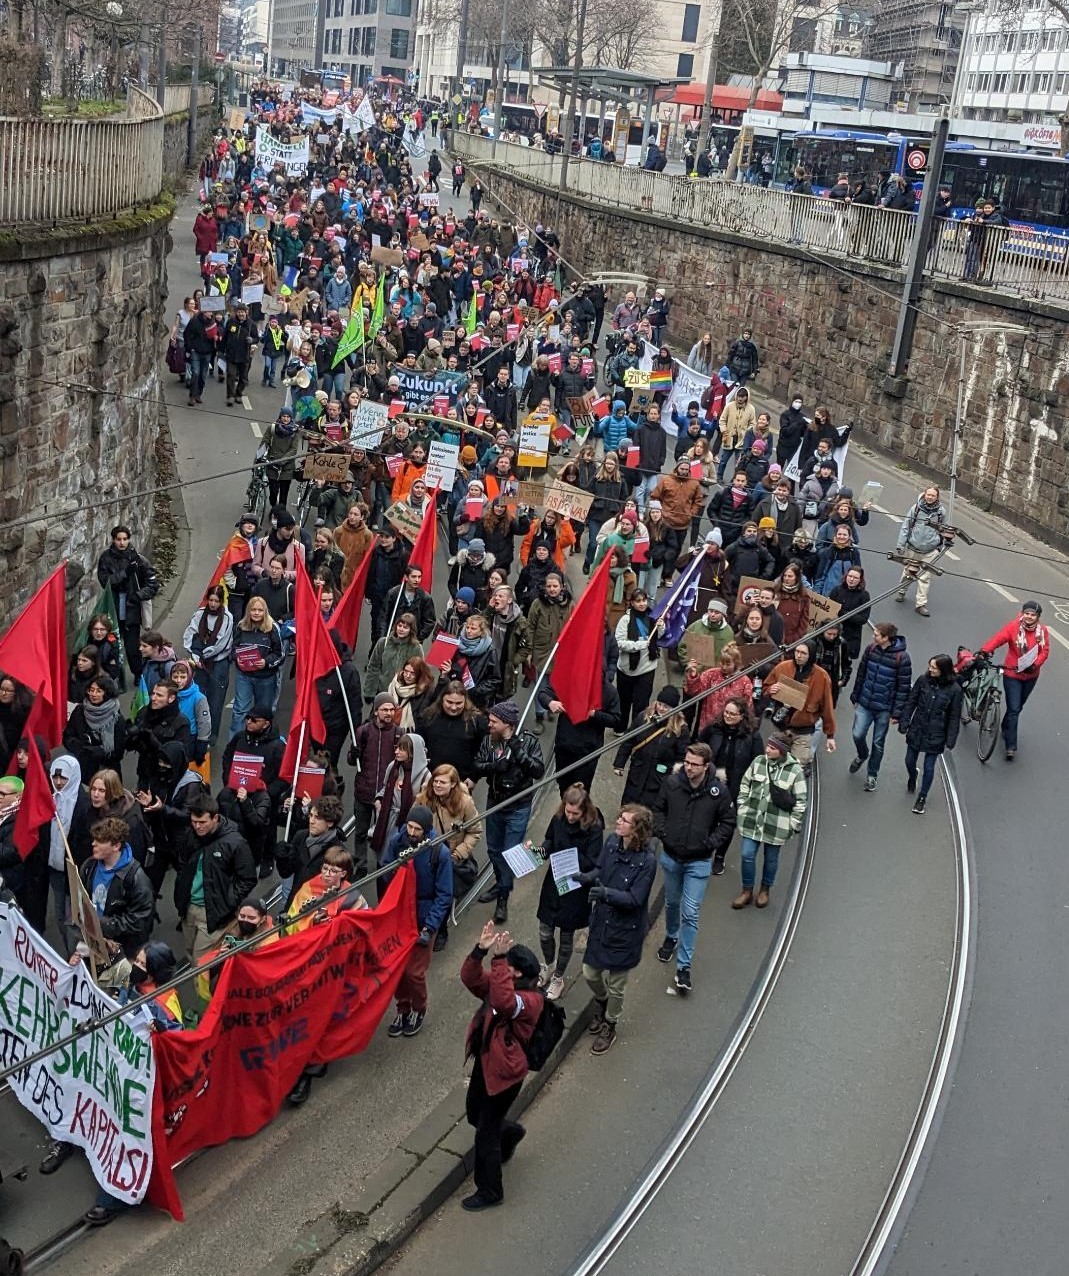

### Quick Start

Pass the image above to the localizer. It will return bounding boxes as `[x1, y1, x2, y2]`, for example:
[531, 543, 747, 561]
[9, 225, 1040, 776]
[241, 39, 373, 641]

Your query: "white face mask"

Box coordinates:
[792, 400, 802, 410]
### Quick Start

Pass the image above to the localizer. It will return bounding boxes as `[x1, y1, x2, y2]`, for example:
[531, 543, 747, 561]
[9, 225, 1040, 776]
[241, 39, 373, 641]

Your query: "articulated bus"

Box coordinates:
[778, 129, 1069, 234]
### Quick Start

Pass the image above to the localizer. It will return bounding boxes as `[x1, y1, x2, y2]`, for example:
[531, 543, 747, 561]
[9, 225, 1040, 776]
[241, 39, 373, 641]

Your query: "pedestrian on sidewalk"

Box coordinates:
[582, 803, 657, 1053]
[898, 653, 962, 814]
[460, 922, 543, 1211]
[849, 622, 912, 792]
[732, 733, 807, 909]
[895, 486, 952, 617]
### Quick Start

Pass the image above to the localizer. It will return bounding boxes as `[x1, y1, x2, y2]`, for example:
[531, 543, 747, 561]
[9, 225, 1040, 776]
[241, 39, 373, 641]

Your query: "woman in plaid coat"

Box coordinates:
[732, 733, 808, 911]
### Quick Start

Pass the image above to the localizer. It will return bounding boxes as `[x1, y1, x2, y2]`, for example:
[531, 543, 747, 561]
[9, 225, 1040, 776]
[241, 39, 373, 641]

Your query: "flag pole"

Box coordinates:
[335, 665, 359, 754]
[654, 543, 708, 622]
[283, 718, 308, 842]
[516, 640, 559, 731]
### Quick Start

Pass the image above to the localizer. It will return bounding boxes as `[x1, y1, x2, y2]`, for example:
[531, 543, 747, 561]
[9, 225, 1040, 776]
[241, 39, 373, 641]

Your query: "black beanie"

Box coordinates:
[657, 686, 681, 708]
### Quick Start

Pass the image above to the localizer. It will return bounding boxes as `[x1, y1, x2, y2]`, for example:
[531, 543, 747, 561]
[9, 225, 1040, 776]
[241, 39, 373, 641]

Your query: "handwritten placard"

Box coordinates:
[305, 451, 352, 484]
[385, 500, 424, 542]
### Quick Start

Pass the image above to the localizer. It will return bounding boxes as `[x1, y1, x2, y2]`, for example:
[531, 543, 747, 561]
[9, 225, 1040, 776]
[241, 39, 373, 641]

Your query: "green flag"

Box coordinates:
[368, 274, 386, 339]
[332, 304, 365, 368]
[74, 583, 125, 668]
[464, 297, 478, 335]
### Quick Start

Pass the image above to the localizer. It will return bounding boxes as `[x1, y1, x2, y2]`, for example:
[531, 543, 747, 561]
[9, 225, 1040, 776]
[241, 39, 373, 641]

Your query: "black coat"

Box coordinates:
[416, 704, 487, 780]
[384, 584, 437, 639]
[367, 543, 407, 605]
[618, 720, 690, 806]
[538, 679, 621, 755]
[174, 815, 257, 932]
[536, 812, 605, 931]
[584, 835, 656, 972]
[901, 676, 962, 754]
[777, 407, 807, 464]
[74, 852, 155, 957]
[127, 701, 192, 789]
[63, 703, 127, 776]
[275, 825, 348, 906]
[442, 646, 501, 709]
[699, 722, 764, 799]
[315, 657, 362, 737]
[654, 769, 736, 862]
[220, 725, 288, 809]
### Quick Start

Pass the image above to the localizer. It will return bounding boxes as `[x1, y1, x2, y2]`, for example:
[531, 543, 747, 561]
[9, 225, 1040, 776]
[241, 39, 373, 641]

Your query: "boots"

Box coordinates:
[591, 1021, 617, 1055]
[732, 888, 754, 909]
[493, 898, 508, 924]
[755, 886, 770, 908]
[588, 998, 608, 1034]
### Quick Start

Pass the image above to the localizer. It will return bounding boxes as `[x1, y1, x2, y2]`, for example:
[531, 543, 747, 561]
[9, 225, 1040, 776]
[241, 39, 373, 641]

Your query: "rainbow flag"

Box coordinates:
[649, 368, 673, 391]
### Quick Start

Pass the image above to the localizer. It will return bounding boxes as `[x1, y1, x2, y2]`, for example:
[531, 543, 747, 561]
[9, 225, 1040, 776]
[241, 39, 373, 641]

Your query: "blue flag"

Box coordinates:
[651, 550, 704, 648]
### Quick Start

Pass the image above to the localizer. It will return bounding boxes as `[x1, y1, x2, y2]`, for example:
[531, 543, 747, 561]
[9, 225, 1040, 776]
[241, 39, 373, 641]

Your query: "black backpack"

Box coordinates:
[520, 994, 566, 1070]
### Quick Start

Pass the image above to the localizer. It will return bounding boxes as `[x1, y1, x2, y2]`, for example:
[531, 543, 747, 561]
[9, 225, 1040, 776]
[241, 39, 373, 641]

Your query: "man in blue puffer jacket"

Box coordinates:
[600, 399, 635, 453]
[848, 621, 912, 792]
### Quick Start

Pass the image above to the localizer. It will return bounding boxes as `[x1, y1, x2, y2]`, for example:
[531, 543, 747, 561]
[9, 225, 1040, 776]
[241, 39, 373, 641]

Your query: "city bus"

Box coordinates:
[299, 68, 352, 96]
[778, 129, 1069, 233]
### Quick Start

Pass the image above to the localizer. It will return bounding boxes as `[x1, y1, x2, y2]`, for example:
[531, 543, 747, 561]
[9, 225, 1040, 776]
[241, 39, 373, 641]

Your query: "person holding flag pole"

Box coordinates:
[333, 301, 366, 371]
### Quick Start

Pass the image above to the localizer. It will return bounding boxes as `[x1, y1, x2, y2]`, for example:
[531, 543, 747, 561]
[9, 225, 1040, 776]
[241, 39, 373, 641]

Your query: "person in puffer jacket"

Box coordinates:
[600, 399, 635, 454]
[849, 622, 912, 792]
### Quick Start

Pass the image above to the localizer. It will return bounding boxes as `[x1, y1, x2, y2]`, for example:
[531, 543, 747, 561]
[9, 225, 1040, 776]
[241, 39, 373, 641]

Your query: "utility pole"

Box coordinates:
[558, 0, 587, 191]
[694, 0, 723, 159]
[188, 24, 202, 169]
[155, 16, 166, 109]
[490, 0, 507, 159]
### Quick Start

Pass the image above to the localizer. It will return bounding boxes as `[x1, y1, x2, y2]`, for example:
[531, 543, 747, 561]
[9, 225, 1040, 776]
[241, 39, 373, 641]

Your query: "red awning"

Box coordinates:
[671, 84, 783, 111]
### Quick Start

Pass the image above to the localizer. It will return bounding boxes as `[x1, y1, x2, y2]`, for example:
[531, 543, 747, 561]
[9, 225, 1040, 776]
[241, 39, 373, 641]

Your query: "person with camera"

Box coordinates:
[732, 733, 808, 910]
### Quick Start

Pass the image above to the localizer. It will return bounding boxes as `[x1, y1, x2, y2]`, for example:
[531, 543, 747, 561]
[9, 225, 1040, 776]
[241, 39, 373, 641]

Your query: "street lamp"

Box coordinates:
[949, 320, 1030, 521]
[106, 1, 123, 101]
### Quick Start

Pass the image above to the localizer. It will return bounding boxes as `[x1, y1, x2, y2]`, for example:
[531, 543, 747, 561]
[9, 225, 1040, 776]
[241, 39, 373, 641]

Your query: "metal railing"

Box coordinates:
[0, 86, 164, 225]
[450, 132, 1069, 298]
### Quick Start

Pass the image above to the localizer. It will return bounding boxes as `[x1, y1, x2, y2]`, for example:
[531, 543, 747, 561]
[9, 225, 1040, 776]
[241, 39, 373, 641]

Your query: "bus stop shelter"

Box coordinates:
[530, 67, 686, 156]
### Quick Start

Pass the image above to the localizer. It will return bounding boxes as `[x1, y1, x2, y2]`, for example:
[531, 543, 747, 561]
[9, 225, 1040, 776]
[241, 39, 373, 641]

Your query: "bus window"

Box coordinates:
[793, 137, 899, 191]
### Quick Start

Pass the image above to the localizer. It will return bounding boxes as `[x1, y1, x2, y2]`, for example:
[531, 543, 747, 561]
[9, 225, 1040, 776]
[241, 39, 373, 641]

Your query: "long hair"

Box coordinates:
[239, 600, 275, 634]
[555, 782, 599, 830]
[645, 700, 687, 737]
[89, 768, 126, 805]
[422, 679, 478, 725]
[717, 696, 759, 733]
[619, 802, 653, 848]
[417, 764, 467, 819]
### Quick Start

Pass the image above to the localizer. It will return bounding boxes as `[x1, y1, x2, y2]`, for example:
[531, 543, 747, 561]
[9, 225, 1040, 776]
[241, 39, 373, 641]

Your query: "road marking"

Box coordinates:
[1045, 625, 1069, 653]
[986, 581, 1019, 604]
[250, 421, 262, 438]
[945, 549, 960, 561]
[241, 395, 252, 411]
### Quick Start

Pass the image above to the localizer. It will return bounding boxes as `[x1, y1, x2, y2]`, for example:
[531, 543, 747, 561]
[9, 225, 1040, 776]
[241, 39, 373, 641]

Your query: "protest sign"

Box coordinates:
[241, 283, 265, 306]
[370, 246, 404, 268]
[350, 400, 388, 449]
[523, 478, 594, 521]
[624, 368, 651, 389]
[734, 575, 770, 616]
[254, 126, 309, 176]
[566, 393, 595, 429]
[425, 440, 460, 491]
[153, 872, 416, 1165]
[805, 587, 841, 625]
[228, 106, 247, 131]
[304, 451, 352, 485]
[418, 192, 440, 208]
[390, 365, 466, 406]
[385, 501, 424, 542]
[66, 858, 111, 975]
[199, 295, 226, 313]
[783, 435, 851, 486]
[0, 903, 164, 1206]
[771, 675, 809, 710]
[664, 357, 711, 437]
[741, 640, 779, 668]
[681, 631, 724, 670]
[518, 417, 551, 468]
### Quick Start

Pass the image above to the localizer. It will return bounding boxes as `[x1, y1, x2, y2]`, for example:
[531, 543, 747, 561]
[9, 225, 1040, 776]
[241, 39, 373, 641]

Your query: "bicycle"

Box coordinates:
[957, 649, 1004, 763]
[244, 465, 269, 525]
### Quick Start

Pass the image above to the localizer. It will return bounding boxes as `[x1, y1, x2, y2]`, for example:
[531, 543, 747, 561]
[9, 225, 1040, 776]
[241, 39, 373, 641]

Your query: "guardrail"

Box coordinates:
[0, 86, 164, 226]
[450, 131, 1069, 302]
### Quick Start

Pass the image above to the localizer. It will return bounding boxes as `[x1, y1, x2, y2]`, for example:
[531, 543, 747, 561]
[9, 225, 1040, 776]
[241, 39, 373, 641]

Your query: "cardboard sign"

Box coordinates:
[566, 393, 595, 427]
[735, 576, 771, 616]
[682, 631, 724, 670]
[518, 417, 551, 468]
[624, 368, 651, 389]
[517, 478, 594, 521]
[66, 859, 111, 974]
[305, 451, 352, 484]
[385, 500, 424, 542]
[228, 106, 247, 131]
[770, 675, 809, 710]
[425, 439, 460, 491]
[740, 640, 779, 668]
[805, 587, 841, 625]
[371, 246, 404, 267]
[350, 400, 388, 449]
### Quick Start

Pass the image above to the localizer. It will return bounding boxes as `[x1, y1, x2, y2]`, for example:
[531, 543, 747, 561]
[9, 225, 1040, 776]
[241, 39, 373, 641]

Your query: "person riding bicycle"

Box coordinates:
[979, 601, 1050, 761]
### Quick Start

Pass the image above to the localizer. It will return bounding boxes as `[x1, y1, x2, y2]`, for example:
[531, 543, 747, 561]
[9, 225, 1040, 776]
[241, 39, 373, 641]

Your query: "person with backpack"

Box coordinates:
[460, 922, 549, 1210]
[580, 803, 657, 1054]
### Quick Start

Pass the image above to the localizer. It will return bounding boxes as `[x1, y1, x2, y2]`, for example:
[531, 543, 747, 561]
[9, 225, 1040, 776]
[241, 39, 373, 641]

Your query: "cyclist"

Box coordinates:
[979, 601, 1051, 760]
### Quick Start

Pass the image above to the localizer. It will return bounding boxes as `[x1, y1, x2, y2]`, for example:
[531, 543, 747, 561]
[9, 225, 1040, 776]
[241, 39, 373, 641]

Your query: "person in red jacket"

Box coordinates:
[460, 921, 542, 1211]
[980, 601, 1051, 760]
[193, 204, 219, 263]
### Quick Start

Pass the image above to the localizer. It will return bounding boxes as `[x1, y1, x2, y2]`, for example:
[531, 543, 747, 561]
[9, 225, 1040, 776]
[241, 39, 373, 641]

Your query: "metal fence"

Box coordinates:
[0, 86, 165, 226]
[450, 132, 1069, 300]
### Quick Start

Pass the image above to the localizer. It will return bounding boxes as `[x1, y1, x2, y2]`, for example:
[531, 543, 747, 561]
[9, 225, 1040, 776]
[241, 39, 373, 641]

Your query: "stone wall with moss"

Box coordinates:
[0, 198, 175, 622]
[163, 107, 218, 189]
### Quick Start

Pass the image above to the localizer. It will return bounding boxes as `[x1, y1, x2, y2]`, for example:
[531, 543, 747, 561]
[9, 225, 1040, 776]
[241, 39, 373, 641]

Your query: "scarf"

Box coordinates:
[625, 610, 653, 672]
[274, 414, 297, 437]
[490, 602, 520, 657]
[1017, 621, 1046, 653]
[458, 632, 492, 658]
[198, 605, 226, 646]
[610, 565, 628, 604]
[82, 696, 120, 755]
[389, 677, 420, 731]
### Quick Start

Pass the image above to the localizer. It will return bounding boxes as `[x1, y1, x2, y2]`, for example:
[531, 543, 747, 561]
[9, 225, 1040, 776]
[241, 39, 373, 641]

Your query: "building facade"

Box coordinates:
[270, 0, 320, 76]
[778, 50, 901, 114]
[313, 0, 417, 84]
[239, 0, 270, 64]
[867, 0, 965, 109]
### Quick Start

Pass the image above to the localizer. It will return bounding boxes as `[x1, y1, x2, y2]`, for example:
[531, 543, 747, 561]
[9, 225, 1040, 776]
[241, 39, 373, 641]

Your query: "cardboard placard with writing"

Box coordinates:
[566, 393, 595, 427]
[385, 500, 424, 542]
[305, 451, 352, 484]
[228, 106, 248, 131]
[771, 675, 809, 710]
[681, 631, 723, 670]
[517, 480, 545, 508]
[624, 367, 651, 389]
[805, 587, 841, 625]
[735, 575, 771, 616]
[740, 640, 780, 669]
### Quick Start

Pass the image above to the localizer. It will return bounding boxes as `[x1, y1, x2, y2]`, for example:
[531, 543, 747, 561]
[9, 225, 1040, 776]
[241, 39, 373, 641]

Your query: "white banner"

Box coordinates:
[783, 433, 851, 486]
[0, 903, 157, 1203]
[664, 357, 711, 436]
[402, 124, 427, 158]
[301, 102, 339, 126]
[425, 439, 460, 491]
[255, 126, 310, 176]
[345, 93, 376, 135]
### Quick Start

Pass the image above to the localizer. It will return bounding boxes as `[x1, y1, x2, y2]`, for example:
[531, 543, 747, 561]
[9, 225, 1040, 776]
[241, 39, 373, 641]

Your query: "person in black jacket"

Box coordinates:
[313, 635, 362, 767]
[613, 687, 690, 803]
[275, 794, 348, 907]
[127, 681, 192, 791]
[652, 741, 736, 993]
[221, 303, 259, 405]
[898, 653, 962, 815]
[367, 528, 408, 640]
[416, 682, 488, 780]
[483, 368, 518, 430]
[777, 395, 807, 467]
[135, 740, 208, 897]
[581, 803, 657, 1054]
[174, 795, 257, 961]
[96, 526, 159, 676]
[64, 675, 127, 777]
[699, 698, 765, 799]
[183, 307, 217, 404]
[538, 676, 621, 794]
[384, 566, 436, 641]
[71, 816, 155, 964]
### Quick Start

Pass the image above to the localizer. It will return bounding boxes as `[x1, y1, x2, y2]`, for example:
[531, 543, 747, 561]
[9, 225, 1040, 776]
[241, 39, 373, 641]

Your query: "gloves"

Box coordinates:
[417, 926, 432, 947]
[577, 870, 599, 887]
[588, 885, 609, 903]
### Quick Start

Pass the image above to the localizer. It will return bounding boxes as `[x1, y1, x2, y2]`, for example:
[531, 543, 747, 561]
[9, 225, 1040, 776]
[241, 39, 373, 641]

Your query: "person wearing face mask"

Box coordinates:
[777, 394, 808, 467]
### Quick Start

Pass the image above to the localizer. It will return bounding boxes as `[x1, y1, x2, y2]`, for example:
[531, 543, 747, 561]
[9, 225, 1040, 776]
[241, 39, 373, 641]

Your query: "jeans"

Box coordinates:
[905, 746, 939, 798]
[716, 446, 740, 483]
[485, 801, 532, 899]
[262, 353, 281, 385]
[583, 517, 605, 568]
[188, 351, 210, 399]
[634, 471, 659, 513]
[659, 852, 712, 970]
[852, 705, 892, 778]
[513, 364, 530, 391]
[740, 836, 781, 890]
[321, 370, 347, 400]
[230, 671, 273, 738]
[640, 559, 665, 599]
[1001, 675, 1036, 751]
[195, 658, 230, 745]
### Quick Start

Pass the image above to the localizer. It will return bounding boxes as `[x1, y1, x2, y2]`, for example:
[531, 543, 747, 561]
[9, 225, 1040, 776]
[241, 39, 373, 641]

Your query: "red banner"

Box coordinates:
[153, 869, 417, 1170]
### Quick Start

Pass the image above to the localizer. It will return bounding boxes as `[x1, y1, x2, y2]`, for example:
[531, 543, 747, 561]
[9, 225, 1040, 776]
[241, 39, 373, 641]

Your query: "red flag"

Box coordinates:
[328, 536, 376, 650]
[12, 703, 55, 859]
[208, 534, 254, 589]
[0, 564, 67, 748]
[280, 558, 341, 781]
[551, 554, 612, 722]
[406, 494, 438, 591]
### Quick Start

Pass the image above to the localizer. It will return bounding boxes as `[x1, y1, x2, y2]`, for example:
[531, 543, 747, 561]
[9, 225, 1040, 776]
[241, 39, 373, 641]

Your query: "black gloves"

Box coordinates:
[588, 885, 609, 903]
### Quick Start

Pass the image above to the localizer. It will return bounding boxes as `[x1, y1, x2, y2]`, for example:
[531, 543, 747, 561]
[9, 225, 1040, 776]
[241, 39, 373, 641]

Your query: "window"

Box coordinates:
[390, 26, 409, 58]
[676, 52, 694, 77]
[1011, 71, 1028, 92]
[977, 72, 991, 91]
[362, 25, 376, 54]
[386, 0, 412, 12]
[1057, 71, 1069, 93]
[992, 72, 1009, 92]
[1035, 71, 1052, 92]
[1000, 31, 1016, 51]
[348, 26, 359, 53]
[681, 2, 700, 43]
[332, 27, 343, 52]
[366, 0, 377, 12]
[790, 15, 817, 50]
[967, 72, 976, 90]
[350, 0, 359, 13]
[1020, 29, 1039, 51]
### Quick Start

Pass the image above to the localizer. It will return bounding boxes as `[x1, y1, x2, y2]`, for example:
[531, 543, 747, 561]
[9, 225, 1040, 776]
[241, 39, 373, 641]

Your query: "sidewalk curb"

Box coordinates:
[262, 881, 667, 1276]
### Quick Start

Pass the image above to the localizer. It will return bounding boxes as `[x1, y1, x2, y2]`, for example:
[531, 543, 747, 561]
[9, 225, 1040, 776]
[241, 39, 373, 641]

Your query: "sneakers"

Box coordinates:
[461, 1191, 503, 1212]
[39, 1141, 73, 1175]
[865, 775, 877, 792]
[915, 605, 930, 617]
[755, 886, 770, 908]
[1005, 748, 1017, 761]
[674, 967, 692, 994]
[895, 590, 906, 603]
[433, 928, 449, 952]
[711, 854, 726, 876]
[402, 1010, 426, 1037]
[546, 974, 566, 1001]
[387, 1011, 406, 1038]
[906, 775, 917, 794]
[588, 998, 608, 1034]
[912, 796, 926, 815]
[591, 1021, 617, 1054]
[83, 1205, 120, 1227]
[656, 936, 678, 963]
[732, 888, 754, 909]
[849, 757, 865, 774]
